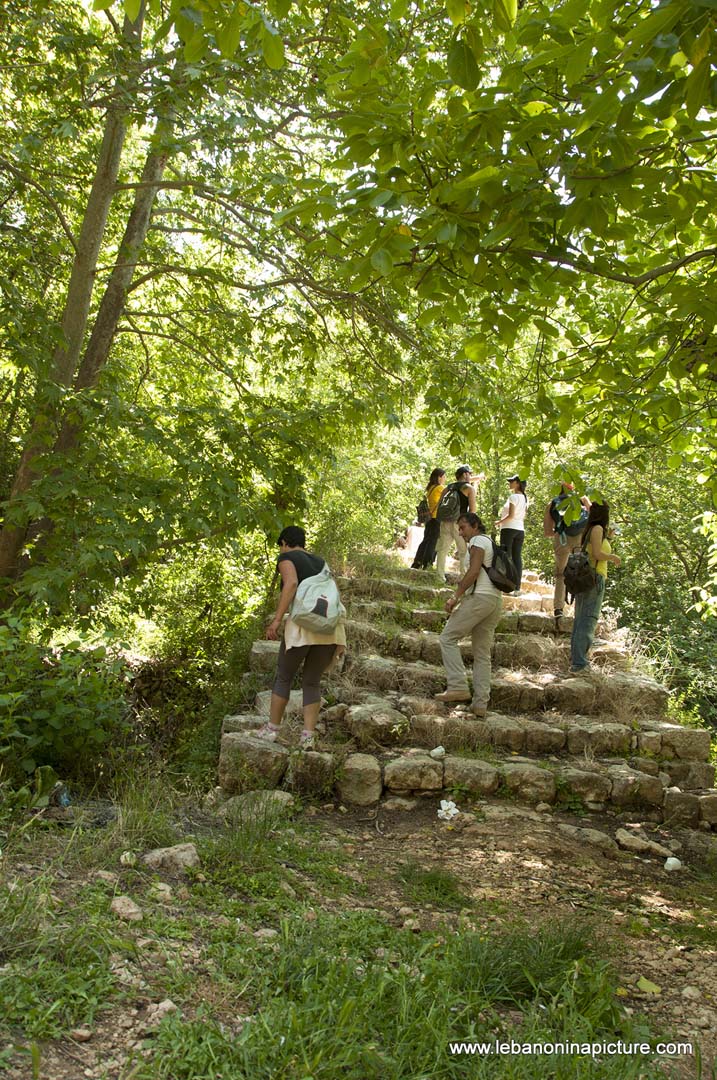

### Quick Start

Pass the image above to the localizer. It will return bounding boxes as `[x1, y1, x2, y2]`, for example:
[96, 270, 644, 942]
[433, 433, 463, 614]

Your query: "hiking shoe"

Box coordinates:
[299, 731, 315, 750]
[569, 666, 591, 675]
[554, 609, 564, 618]
[471, 706, 488, 719]
[256, 723, 279, 741]
[434, 690, 472, 703]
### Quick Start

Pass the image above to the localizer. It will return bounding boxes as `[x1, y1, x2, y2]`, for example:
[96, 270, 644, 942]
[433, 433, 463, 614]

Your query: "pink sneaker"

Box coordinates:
[299, 731, 315, 750]
[256, 723, 279, 741]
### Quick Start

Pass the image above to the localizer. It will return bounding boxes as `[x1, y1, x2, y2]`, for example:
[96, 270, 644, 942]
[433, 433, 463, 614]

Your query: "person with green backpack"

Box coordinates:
[543, 480, 592, 618]
[435, 465, 478, 579]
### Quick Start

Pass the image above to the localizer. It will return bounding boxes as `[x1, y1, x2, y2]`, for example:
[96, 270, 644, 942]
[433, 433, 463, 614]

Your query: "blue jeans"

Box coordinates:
[570, 574, 605, 670]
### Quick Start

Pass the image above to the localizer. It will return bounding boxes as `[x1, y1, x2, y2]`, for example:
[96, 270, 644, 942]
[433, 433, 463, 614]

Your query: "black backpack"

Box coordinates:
[550, 494, 588, 537]
[473, 539, 520, 594]
[416, 494, 432, 526]
[436, 482, 463, 523]
[563, 529, 597, 603]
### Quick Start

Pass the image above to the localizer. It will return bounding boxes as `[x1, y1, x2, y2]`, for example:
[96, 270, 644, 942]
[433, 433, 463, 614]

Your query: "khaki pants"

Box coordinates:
[439, 590, 503, 709]
[553, 534, 582, 611]
[436, 521, 468, 577]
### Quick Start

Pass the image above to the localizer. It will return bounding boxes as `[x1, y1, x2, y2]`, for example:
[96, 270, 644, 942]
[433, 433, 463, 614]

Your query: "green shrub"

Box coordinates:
[0, 616, 128, 778]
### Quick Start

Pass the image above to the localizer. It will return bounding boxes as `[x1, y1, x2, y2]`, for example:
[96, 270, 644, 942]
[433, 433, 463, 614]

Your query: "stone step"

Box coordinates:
[217, 732, 717, 828]
[340, 574, 558, 614]
[336, 700, 714, 777]
[247, 643, 670, 720]
[249, 628, 629, 680]
[343, 621, 629, 671]
[346, 599, 575, 636]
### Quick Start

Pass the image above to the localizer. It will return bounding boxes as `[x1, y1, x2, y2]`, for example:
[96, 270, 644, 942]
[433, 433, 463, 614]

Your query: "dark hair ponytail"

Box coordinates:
[278, 525, 306, 547]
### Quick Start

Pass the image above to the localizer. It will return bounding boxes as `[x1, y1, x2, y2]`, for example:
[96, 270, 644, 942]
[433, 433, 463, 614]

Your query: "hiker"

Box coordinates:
[259, 526, 346, 748]
[435, 465, 477, 579]
[570, 502, 621, 674]
[495, 474, 528, 595]
[411, 467, 446, 570]
[544, 481, 592, 617]
[435, 513, 503, 718]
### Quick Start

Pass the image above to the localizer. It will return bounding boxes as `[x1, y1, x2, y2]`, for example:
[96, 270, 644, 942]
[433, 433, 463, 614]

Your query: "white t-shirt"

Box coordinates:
[500, 492, 528, 531]
[468, 534, 495, 595]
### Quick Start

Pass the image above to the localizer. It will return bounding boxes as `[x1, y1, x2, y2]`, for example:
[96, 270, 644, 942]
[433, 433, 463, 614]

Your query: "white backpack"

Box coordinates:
[290, 564, 346, 632]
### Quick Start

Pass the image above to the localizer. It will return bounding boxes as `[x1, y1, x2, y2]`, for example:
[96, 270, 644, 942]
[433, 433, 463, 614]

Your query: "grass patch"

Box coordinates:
[123, 912, 662, 1080]
[0, 876, 123, 1040]
[396, 860, 473, 911]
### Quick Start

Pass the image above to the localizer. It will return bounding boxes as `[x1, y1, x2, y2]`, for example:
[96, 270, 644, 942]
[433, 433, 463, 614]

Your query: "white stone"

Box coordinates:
[142, 843, 200, 875]
[110, 896, 143, 922]
[664, 857, 682, 872]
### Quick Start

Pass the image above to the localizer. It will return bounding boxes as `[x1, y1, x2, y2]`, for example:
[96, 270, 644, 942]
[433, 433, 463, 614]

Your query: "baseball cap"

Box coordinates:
[506, 473, 521, 482]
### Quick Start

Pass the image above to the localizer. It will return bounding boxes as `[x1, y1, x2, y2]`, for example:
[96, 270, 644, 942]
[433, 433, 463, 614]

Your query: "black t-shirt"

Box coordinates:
[452, 482, 471, 515]
[277, 549, 325, 589]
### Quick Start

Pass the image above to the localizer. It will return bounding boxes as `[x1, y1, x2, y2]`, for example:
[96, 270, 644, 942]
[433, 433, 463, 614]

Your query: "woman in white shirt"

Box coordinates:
[495, 474, 528, 595]
[434, 513, 503, 718]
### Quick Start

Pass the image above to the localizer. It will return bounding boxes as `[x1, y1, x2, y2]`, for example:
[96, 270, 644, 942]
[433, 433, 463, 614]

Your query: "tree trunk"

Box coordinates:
[0, 7, 144, 587]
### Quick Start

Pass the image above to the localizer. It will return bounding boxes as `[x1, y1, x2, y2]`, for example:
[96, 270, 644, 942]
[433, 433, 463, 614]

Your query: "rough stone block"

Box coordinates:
[517, 612, 555, 635]
[337, 753, 383, 805]
[484, 714, 526, 752]
[557, 824, 617, 853]
[410, 608, 446, 630]
[545, 677, 596, 714]
[513, 635, 562, 670]
[659, 726, 712, 762]
[608, 765, 664, 808]
[492, 641, 515, 668]
[566, 721, 632, 756]
[502, 763, 556, 804]
[255, 689, 303, 718]
[444, 756, 501, 796]
[663, 789, 701, 828]
[249, 639, 281, 673]
[605, 672, 669, 716]
[662, 761, 716, 790]
[698, 794, 717, 825]
[346, 702, 408, 748]
[287, 751, 336, 795]
[222, 714, 263, 734]
[629, 757, 660, 777]
[218, 733, 290, 794]
[636, 730, 662, 756]
[384, 755, 444, 792]
[397, 694, 447, 717]
[522, 719, 566, 754]
[558, 767, 611, 806]
[488, 677, 520, 712]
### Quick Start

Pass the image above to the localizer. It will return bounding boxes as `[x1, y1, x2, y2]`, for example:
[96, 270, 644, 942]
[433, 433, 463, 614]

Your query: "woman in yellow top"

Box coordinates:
[411, 468, 446, 570]
[570, 502, 621, 673]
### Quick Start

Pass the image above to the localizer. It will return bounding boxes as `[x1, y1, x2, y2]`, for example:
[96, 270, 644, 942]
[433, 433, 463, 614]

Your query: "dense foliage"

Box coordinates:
[1, 0, 716, 777]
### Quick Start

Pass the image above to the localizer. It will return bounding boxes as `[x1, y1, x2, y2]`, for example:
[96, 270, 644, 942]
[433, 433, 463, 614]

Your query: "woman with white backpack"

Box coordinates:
[258, 526, 346, 749]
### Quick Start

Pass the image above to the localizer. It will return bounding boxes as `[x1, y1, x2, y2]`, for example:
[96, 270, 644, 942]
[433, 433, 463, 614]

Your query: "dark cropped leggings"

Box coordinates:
[500, 528, 524, 588]
[272, 640, 337, 706]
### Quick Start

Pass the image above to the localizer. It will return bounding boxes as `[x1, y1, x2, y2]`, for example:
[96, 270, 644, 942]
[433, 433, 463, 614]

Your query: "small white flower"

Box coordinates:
[437, 799, 459, 821]
[119, 850, 137, 867]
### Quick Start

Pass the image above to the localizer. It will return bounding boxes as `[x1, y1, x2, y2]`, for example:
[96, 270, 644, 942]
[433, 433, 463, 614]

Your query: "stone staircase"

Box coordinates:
[217, 562, 717, 842]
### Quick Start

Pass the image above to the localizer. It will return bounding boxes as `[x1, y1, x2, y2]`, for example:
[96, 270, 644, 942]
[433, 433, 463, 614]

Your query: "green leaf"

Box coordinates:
[262, 26, 285, 70]
[565, 40, 592, 86]
[446, 0, 468, 26]
[494, 0, 517, 33]
[123, 0, 142, 20]
[92, 0, 115, 9]
[685, 56, 711, 119]
[447, 40, 480, 91]
[217, 13, 243, 59]
[370, 248, 394, 275]
[623, 1, 687, 56]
